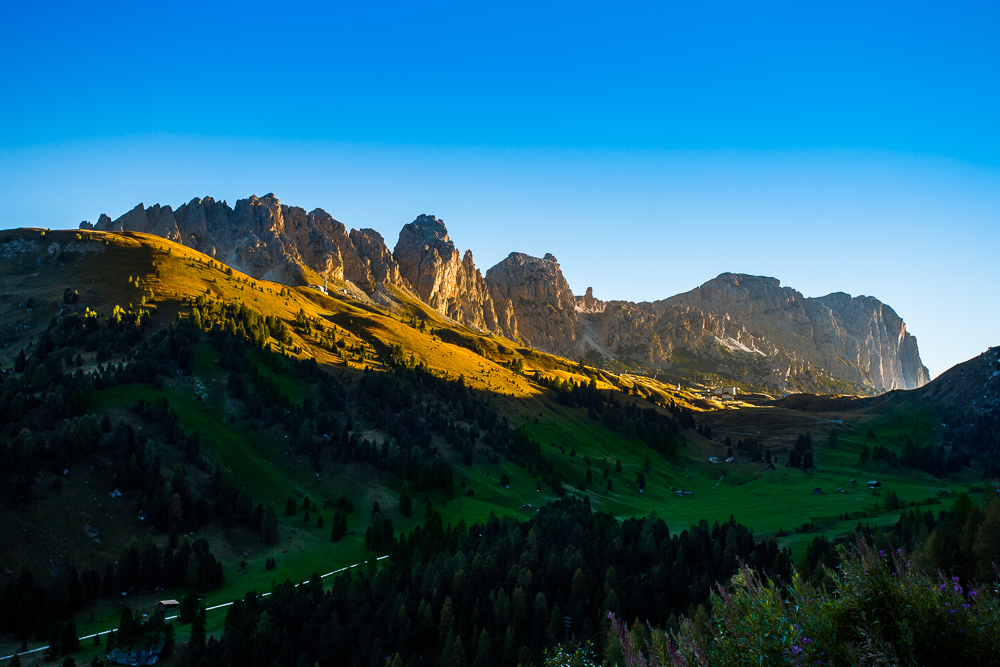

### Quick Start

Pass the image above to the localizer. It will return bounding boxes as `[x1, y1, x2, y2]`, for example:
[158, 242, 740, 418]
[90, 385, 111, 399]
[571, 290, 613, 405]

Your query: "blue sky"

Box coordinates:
[2, 1, 998, 377]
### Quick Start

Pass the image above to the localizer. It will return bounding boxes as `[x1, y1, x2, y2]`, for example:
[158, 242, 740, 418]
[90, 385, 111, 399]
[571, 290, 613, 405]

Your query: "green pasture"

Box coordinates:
[513, 397, 980, 550]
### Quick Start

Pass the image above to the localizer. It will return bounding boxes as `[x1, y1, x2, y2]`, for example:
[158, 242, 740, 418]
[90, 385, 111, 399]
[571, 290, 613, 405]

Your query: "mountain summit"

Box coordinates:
[393, 214, 498, 332]
[582, 272, 930, 392]
[88, 194, 928, 393]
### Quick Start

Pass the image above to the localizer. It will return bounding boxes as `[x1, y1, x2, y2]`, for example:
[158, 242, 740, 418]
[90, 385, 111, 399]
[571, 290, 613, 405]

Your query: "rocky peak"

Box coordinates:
[663, 273, 796, 314]
[580, 272, 930, 392]
[393, 215, 497, 330]
[576, 286, 605, 313]
[233, 193, 284, 238]
[394, 215, 459, 305]
[402, 214, 451, 245]
[805, 292, 929, 390]
[485, 252, 578, 353]
[92, 194, 404, 297]
[351, 228, 403, 292]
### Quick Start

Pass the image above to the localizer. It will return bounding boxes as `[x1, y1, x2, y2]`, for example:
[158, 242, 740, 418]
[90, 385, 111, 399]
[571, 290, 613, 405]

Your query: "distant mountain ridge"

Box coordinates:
[577, 273, 929, 393]
[86, 194, 929, 393]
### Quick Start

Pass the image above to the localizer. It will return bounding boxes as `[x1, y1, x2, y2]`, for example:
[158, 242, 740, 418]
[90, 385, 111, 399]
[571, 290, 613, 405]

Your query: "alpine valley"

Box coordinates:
[0, 195, 996, 667]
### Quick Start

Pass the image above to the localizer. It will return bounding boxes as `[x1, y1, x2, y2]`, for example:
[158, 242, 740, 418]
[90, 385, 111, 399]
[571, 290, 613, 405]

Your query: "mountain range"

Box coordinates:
[85, 193, 930, 394]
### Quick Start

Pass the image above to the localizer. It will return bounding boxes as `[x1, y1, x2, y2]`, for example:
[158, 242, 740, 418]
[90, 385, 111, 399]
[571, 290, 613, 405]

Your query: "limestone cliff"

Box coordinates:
[393, 215, 498, 331]
[576, 273, 930, 392]
[485, 253, 577, 354]
[91, 194, 407, 305]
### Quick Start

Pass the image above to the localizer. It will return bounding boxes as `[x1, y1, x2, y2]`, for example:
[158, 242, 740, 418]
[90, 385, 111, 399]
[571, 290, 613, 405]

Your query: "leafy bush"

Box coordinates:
[612, 538, 1000, 666]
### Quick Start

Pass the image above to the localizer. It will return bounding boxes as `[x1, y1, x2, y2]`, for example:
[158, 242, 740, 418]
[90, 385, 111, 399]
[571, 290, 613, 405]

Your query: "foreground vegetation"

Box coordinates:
[188, 497, 786, 667]
[612, 536, 1000, 666]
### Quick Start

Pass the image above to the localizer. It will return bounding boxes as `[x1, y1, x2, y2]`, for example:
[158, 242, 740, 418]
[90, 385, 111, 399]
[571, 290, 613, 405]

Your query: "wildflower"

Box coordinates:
[791, 645, 803, 655]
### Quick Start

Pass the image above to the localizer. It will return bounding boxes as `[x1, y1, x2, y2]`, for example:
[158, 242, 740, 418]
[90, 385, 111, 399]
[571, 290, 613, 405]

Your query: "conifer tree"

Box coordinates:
[399, 482, 412, 517]
[61, 618, 80, 654]
[262, 504, 279, 545]
[189, 606, 206, 652]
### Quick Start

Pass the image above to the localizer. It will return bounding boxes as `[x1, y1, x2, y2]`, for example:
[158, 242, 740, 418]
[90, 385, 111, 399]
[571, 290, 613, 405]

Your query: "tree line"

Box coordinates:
[192, 497, 788, 667]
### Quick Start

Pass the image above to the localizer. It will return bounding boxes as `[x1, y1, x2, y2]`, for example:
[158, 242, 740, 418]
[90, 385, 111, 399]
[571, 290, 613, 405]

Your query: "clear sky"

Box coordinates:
[2, 1, 998, 378]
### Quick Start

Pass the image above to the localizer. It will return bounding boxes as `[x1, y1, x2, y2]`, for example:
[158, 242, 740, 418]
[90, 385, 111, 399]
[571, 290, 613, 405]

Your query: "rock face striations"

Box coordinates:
[802, 290, 929, 391]
[485, 253, 578, 353]
[393, 215, 498, 331]
[575, 273, 930, 392]
[489, 270, 928, 393]
[91, 194, 408, 304]
[88, 195, 930, 394]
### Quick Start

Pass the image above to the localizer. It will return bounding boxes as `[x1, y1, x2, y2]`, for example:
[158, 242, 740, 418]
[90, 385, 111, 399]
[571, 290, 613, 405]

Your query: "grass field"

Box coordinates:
[517, 397, 978, 551]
